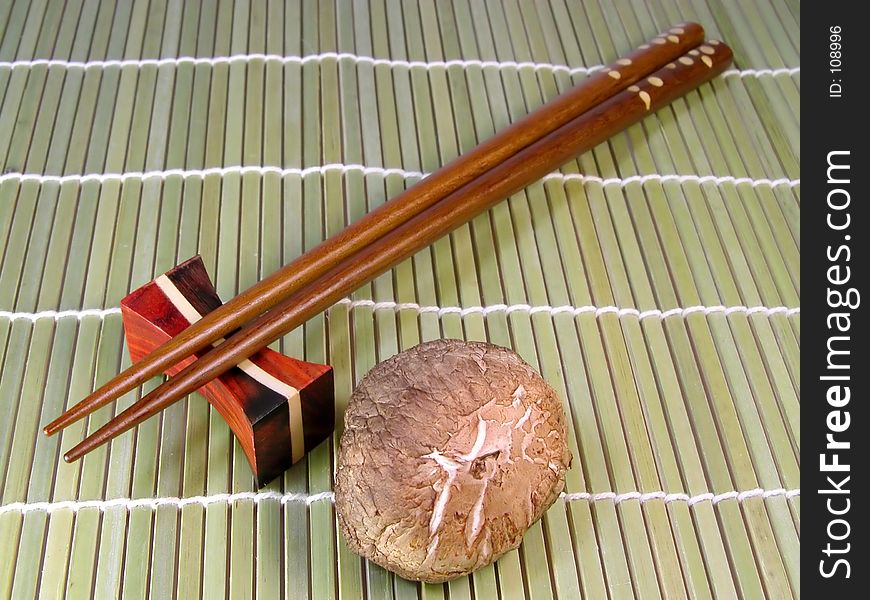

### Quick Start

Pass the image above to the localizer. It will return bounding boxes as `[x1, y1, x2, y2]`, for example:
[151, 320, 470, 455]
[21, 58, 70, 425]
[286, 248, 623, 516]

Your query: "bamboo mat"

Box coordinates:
[0, 1, 799, 598]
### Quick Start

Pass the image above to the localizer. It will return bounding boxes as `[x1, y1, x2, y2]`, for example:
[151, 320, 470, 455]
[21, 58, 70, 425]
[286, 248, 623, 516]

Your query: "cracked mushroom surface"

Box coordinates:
[335, 339, 572, 583]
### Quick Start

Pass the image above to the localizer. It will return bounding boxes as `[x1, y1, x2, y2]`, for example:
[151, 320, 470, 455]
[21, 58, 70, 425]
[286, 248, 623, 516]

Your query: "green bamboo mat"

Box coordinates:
[0, 1, 799, 598]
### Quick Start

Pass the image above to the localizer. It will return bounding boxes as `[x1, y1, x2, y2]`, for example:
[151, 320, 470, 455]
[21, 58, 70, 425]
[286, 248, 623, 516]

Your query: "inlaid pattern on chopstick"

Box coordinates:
[622, 41, 726, 112]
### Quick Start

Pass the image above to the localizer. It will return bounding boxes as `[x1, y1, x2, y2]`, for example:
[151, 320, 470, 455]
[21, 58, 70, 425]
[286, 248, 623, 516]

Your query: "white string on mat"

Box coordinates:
[0, 164, 425, 185]
[338, 300, 801, 320]
[561, 487, 800, 505]
[0, 165, 800, 189]
[0, 491, 334, 514]
[0, 53, 800, 80]
[550, 173, 800, 189]
[0, 304, 800, 324]
[0, 308, 121, 322]
[0, 488, 799, 515]
[723, 67, 800, 78]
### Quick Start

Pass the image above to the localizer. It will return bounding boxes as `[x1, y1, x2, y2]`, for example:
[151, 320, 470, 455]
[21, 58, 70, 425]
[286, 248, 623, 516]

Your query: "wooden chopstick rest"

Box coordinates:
[120, 256, 334, 486]
[44, 22, 707, 438]
[60, 38, 734, 463]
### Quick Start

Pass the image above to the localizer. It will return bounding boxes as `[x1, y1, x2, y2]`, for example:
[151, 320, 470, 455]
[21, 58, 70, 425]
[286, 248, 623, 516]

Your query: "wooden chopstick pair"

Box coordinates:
[46, 23, 732, 462]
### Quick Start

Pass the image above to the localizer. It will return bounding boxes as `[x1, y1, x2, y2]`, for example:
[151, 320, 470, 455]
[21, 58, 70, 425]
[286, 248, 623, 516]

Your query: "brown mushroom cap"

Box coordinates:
[335, 339, 572, 583]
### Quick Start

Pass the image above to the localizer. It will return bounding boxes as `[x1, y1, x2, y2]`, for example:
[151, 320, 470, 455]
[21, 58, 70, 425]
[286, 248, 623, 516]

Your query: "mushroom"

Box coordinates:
[335, 339, 572, 582]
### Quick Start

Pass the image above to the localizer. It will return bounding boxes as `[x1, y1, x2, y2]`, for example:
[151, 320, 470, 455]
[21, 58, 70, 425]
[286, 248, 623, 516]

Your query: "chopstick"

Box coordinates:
[45, 23, 705, 437]
[62, 40, 734, 462]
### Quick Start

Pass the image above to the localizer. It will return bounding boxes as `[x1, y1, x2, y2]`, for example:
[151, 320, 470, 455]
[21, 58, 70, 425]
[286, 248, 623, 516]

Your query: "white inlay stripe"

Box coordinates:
[154, 275, 306, 463]
[0, 488, 799, 514]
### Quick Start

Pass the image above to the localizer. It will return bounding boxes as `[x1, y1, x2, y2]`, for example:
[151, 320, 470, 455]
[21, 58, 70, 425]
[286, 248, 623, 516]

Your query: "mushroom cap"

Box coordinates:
[335, 339, 572, 582]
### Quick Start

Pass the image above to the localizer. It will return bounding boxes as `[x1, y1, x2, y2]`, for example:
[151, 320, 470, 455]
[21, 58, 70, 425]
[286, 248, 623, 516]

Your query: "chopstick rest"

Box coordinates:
[120, 256, 334, 486]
